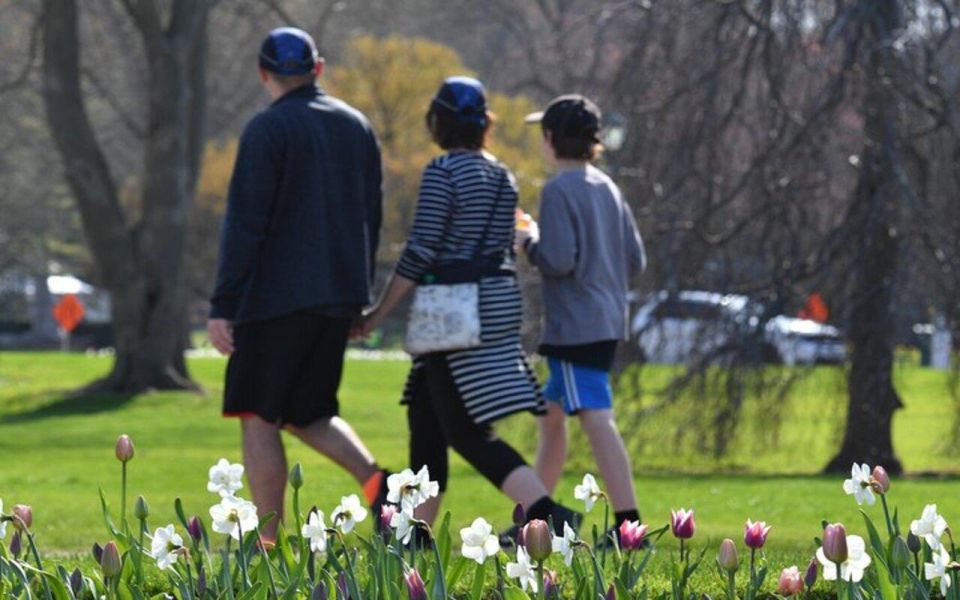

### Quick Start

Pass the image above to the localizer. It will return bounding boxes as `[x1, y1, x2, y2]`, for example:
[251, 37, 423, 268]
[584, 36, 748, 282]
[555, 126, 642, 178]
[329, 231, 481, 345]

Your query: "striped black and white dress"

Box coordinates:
[396, 151, 544, 424]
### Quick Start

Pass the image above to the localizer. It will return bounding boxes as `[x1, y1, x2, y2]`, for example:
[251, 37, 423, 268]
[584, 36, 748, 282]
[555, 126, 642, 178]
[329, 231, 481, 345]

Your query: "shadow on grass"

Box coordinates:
[0, 390, 135, 423]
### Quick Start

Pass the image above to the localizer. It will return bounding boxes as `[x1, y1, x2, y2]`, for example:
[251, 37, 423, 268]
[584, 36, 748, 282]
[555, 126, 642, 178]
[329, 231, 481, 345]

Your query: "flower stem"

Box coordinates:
[26, 531, 53, 600]
[256, 528, 278, 599]
[726, 570, 737, 600]
[136, 519, 146, 584]
[184, 554, 196, 600]
[121, 462, 128, 533]
[880, 494, 895, 538]
[750, 547, 756, 588]
[537, 561, 545, 600]
[601, 499, 610, 569]
[236, 524, 250, 591]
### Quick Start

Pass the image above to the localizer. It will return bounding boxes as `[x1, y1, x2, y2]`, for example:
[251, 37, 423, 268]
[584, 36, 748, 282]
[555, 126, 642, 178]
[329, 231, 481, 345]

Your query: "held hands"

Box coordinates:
[207, 318, 235, 355]
[350, 306, 385, 340]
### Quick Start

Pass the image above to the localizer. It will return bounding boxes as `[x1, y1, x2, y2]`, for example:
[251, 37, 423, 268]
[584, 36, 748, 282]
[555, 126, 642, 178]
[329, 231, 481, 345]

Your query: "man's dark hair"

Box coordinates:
[426, 104, 491, 150]
[548, 133, 601, 160]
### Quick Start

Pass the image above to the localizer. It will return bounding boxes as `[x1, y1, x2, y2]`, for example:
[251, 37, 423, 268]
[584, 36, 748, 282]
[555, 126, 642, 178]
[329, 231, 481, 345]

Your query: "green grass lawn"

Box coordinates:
[1, 351, 958, 579]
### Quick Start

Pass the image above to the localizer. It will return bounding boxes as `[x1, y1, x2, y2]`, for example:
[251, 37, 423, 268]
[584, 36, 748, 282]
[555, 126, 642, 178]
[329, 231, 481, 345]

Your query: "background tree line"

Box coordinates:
[1, 0, 959, 472]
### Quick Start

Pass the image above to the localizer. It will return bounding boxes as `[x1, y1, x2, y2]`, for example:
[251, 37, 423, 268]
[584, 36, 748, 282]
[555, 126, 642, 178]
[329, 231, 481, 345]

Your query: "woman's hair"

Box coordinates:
[548, 133, 602, 161]
[426, 104, 493, 150]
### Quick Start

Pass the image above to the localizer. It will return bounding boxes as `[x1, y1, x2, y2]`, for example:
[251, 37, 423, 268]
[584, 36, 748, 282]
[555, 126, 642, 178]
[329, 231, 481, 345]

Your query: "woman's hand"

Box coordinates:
[514, 220, 539, 253]
[351, 306, 384, 340]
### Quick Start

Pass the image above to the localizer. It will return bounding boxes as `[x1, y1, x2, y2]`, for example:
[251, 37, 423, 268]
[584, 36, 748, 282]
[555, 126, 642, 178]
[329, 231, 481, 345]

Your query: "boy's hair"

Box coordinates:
[548, 134, 602, 161]
[426, 104, 493, 150]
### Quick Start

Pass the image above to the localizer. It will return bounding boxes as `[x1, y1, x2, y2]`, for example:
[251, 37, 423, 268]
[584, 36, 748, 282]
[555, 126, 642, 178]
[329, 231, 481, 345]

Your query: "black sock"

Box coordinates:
[614, 509, 642, 527]
[526, 496, 556, 522]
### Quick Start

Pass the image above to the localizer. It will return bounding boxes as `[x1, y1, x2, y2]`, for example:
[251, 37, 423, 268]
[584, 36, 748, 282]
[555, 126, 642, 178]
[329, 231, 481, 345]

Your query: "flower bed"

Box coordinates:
[0, 435, 956, 599]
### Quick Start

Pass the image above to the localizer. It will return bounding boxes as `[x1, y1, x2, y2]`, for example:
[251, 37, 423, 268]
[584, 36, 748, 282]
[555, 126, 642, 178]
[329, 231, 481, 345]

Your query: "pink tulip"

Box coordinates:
[778, 566, 804, 596]
[671, 508, 695, 539]
[822, 523, 848, 564]
[12, 504, 32, 530]
[187, 516, 203, 542]
[115, 434, 135, 463]
[523, 519, 553, 562]
[619, 519, 649, 551]
[871, 466, 891, 494]
[100, 541, 122, 578]
[405, 569, 427, 600]
[380, 504, 398, 533]
[744, 519, 771, 549]
[718, 538, 739, 572]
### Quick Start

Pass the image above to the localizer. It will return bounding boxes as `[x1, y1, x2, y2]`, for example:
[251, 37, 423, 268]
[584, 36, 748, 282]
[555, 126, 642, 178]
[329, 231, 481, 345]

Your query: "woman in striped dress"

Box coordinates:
[358, 76, 576, 532]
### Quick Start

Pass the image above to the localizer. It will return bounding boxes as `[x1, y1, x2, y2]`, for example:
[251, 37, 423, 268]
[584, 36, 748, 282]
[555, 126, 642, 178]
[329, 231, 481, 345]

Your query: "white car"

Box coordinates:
[764, 315, 846, 366]
[630, 290, 758, 364]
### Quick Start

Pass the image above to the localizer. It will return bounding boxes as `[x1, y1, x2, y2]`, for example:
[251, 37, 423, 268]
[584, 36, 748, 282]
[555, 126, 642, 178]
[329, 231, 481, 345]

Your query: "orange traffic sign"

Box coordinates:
[53, 294, 85, 332]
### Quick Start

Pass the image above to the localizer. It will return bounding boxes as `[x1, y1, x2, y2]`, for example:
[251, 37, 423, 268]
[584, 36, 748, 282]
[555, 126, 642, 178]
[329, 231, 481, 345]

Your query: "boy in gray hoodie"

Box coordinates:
[516, 95, 646, 540]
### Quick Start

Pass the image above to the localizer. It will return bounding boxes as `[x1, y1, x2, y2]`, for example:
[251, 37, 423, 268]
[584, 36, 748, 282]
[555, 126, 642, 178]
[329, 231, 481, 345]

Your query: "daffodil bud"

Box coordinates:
[891, 536, 911, 568]
[289, 463, 304, 490]
[718, 538, 739, 573]
[12, 504, 32, 530]
[907, 531, 922, 553]
[100, 541, 122, 578]
[522, 519, 552, 562]
[822, 523, 848, 564]
[133, 495, 149, 521]
[115, 434, 135, 463]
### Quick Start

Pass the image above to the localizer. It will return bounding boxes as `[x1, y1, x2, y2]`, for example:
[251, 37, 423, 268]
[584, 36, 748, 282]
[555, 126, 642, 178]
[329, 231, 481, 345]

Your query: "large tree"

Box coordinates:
[41, 0, 215, 392]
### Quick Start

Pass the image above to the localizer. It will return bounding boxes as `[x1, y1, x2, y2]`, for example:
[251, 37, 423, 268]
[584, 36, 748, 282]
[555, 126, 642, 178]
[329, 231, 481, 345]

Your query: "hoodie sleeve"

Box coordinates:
[526, 182, 577, 277]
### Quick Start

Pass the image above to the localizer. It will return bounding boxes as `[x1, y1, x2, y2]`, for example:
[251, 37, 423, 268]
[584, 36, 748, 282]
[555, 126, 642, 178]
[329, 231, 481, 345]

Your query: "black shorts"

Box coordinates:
[223, 308, 352, 427]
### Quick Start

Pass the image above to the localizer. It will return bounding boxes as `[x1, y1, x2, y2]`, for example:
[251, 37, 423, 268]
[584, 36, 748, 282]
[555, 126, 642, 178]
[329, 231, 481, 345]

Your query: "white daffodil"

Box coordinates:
[925, 545, 953, 597]
[331, 494, 368, 534]
[911, 504, 949, 551]
[150, 525, 184, 570]
[816, 534, 872, 582]
[387, 467, 439, 513]
[301, 510, 328, 554]
[209, 495, 259, 540]
[207, 458, 244, 497]
[459, 517, 500, 564]
[0, 499, 7, 541]
[573, 473, 604, 512]
[506, 546, 538, 593]
[841, 463, 876, 506]
[390, 509, 416, 545]
[552, 521, 579, 566]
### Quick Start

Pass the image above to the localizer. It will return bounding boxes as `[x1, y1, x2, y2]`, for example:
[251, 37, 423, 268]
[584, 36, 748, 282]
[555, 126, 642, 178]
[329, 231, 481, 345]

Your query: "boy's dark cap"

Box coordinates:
[258, 27, 318, 76]
[525, 94, 601, 142]
[431, 76, 488, 125]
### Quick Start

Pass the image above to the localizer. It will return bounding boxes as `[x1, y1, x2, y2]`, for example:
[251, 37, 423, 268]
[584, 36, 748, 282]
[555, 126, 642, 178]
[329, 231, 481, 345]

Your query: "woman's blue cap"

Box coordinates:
[258, 28, 318, 76]
[431, 76, 488, 125]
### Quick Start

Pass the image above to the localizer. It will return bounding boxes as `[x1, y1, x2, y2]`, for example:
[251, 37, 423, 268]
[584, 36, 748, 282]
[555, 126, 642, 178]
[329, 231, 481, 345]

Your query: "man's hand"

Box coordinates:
[208, 318, 235, 355]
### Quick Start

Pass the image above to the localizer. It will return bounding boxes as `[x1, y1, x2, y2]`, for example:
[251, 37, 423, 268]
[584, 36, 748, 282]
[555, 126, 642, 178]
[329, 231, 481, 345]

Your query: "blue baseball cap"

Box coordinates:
[258, 27, 319, 76]
[431, 76, 488, 125]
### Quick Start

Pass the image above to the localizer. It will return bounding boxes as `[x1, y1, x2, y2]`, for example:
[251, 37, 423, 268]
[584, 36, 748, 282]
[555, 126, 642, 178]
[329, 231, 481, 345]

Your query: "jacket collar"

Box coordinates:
[272, 83, 325, 107]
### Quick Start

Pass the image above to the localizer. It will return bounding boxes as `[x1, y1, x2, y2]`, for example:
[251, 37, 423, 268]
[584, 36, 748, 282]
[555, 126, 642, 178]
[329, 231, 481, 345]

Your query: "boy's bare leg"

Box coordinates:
[577, 409, 638, 513]
[535, 403, 568, 494]
[286, 416, 379, 485]
[242, 416, 288, 540]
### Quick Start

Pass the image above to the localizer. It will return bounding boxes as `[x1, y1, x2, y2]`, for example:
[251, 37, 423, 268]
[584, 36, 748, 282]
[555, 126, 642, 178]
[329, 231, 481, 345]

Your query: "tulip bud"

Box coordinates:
[744, 519, 771, 549]
[907, 531, 922, 553]
[187, 515, 203, 542]
[289, 462, 304, 490]
[606, 583, 616, 600]
[516, 525, 526, 548]
[804, 557, 818, 588]
[405, 568, 427, 600]
[822, 523, 848, 564]
[311, 580, 328, 600]
[891, 536, 911, 568]
[718, 538, 739, 573]
[100, 541, 122, 578]
[512, 503, 526, 527]
[544, 569, 559, 599]
[69, 568, 83, 595]
[671, 508, 695, 539]
[12, 504, 32, 530]
[133, 495, 149, 521]
[91, 542, 104, 563]
[380, 504, 398, 534]
[337, 572, 349, 600]
[523, 519, 553, 562]
[777, 566, 804, 596]
[870, 466, 891, 494]
[115, 434, 135, 463]
[9, 531, 22, 559]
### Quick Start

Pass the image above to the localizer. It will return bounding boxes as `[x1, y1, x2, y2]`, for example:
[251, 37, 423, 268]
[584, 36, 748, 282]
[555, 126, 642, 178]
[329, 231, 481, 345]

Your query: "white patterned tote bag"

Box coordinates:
[403, 282, 481, 355]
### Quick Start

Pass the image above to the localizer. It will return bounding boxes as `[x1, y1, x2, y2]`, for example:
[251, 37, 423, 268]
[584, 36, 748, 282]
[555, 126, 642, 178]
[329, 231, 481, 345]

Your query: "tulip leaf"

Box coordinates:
[861, 510, 887, 558]
[871, 552, 898, 600]
[429, 533, 448, 600]
[39, 572, 72, 600]
[98, 488, 124, 541]
[445, 556, 470, 590]
[435, 511, 453, 573]
[235, 581, 264, 600]
[470, 560, 485, 600]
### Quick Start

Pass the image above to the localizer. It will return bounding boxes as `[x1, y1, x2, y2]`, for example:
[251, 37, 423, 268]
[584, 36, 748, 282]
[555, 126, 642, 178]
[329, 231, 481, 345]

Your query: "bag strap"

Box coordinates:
[470, 168, 508, 261]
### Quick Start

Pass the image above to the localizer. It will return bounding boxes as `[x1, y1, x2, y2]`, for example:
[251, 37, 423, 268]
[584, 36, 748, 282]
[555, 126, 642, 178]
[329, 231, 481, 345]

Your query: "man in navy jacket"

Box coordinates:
[208, 27, 387, 540]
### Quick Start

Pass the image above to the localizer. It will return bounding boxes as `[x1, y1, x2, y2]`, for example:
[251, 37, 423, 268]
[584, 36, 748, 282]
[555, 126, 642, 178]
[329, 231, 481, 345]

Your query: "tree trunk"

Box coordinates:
[825, 0, 905, 474]
[41, 0, 210, 394]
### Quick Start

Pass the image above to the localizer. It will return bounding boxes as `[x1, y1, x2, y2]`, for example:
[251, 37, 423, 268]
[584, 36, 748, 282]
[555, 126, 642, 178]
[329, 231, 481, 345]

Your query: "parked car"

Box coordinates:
[764, 315, 846, 366]
[630, 290, 846, 366]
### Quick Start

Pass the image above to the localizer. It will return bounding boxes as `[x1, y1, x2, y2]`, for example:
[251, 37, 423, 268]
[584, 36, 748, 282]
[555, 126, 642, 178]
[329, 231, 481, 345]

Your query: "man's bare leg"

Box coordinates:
[286, 416, 379, 484]
[242, 416, 288, 540]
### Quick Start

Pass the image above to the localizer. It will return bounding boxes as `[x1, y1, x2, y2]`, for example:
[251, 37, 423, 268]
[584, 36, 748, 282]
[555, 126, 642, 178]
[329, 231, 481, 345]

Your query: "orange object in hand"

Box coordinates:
[515, 208, 533, 231]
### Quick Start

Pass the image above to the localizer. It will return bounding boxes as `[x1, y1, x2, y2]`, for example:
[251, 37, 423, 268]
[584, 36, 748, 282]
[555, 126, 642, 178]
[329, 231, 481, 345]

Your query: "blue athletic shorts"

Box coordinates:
[542, 357, 613, 415]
